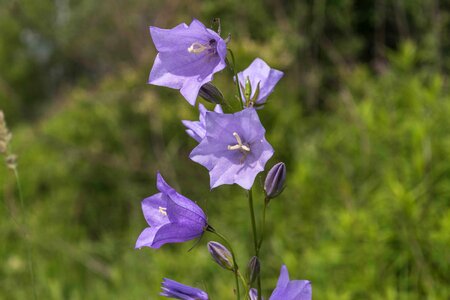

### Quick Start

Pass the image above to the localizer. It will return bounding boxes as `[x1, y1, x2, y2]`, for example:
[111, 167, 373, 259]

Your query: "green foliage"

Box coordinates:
[1, 1, 450, 299]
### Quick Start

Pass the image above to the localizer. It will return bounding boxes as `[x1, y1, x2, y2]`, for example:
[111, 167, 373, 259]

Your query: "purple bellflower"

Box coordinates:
[135, 173, 208, 249]
[160, 278, 209, 300]
[182, 103, 223, 142]
[190, 108, 274, 190]
[237, 58, 283, 107]
[250, 265, 312, 300]
[148, 19, 227, 106]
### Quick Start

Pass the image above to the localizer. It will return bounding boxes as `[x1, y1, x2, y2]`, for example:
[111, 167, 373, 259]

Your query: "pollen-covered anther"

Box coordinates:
[188, 42, 210, 54]
[158, 206, 167, 216]
[228, 132, 250, 152]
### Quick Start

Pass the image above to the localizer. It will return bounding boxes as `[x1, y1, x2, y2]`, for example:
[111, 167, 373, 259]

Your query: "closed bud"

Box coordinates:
[207, 241, 234, 271]
[199, 82, 224, 104]
[247, 256, 260, 285]
[244, 76, 252, 102]
[264, 162, 286, 200]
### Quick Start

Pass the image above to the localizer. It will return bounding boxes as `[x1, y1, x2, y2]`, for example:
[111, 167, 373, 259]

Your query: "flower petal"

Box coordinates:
[156, 173, 206, 222]
[151, 223, 204, 248]
[135, 226, 160, 249]
[141, 192, 170, 227]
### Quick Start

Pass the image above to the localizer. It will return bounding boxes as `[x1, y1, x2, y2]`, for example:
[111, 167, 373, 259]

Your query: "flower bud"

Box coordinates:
[264, 162, 286, 200]
[199, 82, 224, 104]
[207, 241, 234, 271]
[247, 256, 260, 285]
[249, 288, 258, 300]
[244, 76, 252, 102]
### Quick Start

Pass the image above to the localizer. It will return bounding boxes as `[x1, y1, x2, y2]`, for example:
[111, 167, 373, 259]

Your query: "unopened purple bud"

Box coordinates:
[264, 162, 286, 200]
[247, 256, 260, 285]
[199, 82, 224, 104]
[207, 241, 234, 271]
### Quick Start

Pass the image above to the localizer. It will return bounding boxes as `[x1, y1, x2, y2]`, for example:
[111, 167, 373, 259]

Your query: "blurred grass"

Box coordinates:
[1, 0, 450, 299]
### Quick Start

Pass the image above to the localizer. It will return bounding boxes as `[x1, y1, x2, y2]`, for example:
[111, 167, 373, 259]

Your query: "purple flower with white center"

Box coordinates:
[190, 108, 274, 190]
[160, 278, 209, 300]
[182, 103, 223, 142]
[148, 19, 227, 106]
[135, 173, 208, 249]
[237, 58, 284, 107]
[250, 265, 312, 300]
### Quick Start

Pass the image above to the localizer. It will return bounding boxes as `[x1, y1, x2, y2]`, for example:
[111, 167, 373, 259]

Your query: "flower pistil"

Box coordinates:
[188, 39, 217, 54]
[228, 132, 250, 152]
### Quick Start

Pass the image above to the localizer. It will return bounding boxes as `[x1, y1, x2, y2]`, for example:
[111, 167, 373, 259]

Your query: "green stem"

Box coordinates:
[247, 188, 262, 300]
[257, 197, 268, 252]
[227, 49, 244, 109]
[13, 168, 37, 300]
[208, 226, 244, 300]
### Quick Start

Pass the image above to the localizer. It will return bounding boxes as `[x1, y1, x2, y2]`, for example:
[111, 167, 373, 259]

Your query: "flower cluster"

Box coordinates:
[136, 18, 311, 300]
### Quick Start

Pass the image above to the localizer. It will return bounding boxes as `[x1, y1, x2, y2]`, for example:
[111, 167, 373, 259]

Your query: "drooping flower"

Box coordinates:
[190, 108, 274, 190]
[237, 58, 283, 107]
[160, 278, 209, 300]
[135, 173, 208, 249]
[148, 19, 227, 106]
[250, 265, 312, 300]
[182, 103, 223, 142]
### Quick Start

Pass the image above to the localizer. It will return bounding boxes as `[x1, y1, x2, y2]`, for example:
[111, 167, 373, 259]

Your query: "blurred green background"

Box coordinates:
[1, 0, 450, 299]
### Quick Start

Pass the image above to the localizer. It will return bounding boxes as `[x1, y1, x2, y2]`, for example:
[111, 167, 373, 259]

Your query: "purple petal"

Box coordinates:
[269, 265, 312, 300]
[141, 193, 170, 227]
[249, 288, 258, 300]
[276, 265, 290, 290]
[214, 104, 223, 113]
[135, 226, 160, 249]
[182, 120, 205, 142]
[156, 173, 206, 222]
[166, 197, 207, 229]
[148, 53, 184, 89]
[235, 109, 266, 143]
[151, 223, 204, 248]
[161, 278, 209, 300]
[237, 58, 284, 105]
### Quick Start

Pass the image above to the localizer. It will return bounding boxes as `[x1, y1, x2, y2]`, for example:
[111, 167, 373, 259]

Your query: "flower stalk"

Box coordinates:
[247, 188, 262, 300]
[207, 226, 247, 300]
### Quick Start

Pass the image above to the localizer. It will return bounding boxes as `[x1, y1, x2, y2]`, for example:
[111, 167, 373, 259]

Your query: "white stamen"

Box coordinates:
[158, 206, 167, 216]
[227, 132, 250, 152]
[188, 42, 209, 54]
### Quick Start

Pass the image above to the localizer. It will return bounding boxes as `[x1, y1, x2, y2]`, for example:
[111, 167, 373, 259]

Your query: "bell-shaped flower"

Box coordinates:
[135, 173, 208, 249]
[250, 265, 312, 300]
[190, 108, 274, 190]
[148, 19, 227, 106]
[237, 58, 283, 107]
[182, 103, 223, 142]
[160, 278, 209, 300]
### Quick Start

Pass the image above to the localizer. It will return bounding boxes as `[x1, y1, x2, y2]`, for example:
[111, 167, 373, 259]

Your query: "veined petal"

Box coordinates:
[161, 278, 209, 300]
[151, 223, 204, 249]
[156, 173, 206, 218]
[166, 197, 207, 228]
